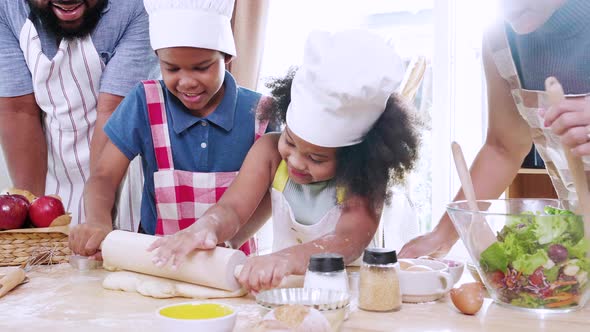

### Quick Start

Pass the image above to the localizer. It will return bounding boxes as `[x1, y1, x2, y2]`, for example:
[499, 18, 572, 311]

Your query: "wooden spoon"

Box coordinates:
[545, 77, 590, 242]
[451, 142, 497, 259]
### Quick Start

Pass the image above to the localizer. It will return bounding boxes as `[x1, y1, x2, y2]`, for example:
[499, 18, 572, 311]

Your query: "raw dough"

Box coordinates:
[103, 271, 247, 299]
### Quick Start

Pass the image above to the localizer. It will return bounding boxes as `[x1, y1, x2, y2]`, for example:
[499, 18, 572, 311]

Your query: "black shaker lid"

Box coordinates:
[362, 248, 397, 265]
[308, 253, 345, 273]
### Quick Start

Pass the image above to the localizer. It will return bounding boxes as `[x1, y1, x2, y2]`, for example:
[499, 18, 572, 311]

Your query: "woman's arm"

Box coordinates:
[149, 133, 283, 268]
[237, 195, 379, 292]
[400, 32, 533, 258]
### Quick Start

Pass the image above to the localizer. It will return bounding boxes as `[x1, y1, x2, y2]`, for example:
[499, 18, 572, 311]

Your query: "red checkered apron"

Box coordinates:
[144, 80, 269, 255]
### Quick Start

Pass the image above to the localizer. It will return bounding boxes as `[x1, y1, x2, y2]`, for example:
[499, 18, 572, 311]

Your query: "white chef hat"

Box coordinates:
[143, 0, 236, 56]
[286, 30, 404, 148]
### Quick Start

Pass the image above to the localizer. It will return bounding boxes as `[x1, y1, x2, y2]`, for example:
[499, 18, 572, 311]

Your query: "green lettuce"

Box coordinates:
[565, 238, 590, 259]
[480, 242, 508, 273]
[534, 215, 568, 245]
[511, 293, 545, 308]
[573, 257, 590, 274]
[545, 265, 560, 282]
[512, 249, 548, 275]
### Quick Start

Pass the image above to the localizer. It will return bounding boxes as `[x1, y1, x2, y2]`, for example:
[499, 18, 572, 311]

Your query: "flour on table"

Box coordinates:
[103, 271, 247, 299]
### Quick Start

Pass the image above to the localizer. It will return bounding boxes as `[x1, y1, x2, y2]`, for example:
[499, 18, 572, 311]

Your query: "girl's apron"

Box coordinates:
[19, 19, 142, 229]
[488, 25, 590, 203]
[270, 160, 345, 251]
[144, 80, 269, 255]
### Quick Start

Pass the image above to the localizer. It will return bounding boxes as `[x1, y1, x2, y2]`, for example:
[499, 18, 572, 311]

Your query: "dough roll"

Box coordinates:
[101, 230, 246, 291]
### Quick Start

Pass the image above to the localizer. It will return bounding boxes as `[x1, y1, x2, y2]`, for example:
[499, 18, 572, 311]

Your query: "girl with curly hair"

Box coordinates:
[149, 29, 421, 292]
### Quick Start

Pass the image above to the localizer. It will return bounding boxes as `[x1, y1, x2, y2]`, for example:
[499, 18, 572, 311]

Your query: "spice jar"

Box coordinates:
[303, 253, 349, 292]
[359, 248, 401, 312]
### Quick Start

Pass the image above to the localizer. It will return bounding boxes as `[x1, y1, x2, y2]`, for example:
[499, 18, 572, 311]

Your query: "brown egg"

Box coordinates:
[450, 282, 484, 315]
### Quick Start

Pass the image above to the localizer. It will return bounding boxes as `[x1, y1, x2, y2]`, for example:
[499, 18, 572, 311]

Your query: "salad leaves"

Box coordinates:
[478, 206, 590, 309]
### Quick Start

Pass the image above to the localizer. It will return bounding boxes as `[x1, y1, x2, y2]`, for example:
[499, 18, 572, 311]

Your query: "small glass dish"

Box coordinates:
[256, 287, 350, 311]
[256, 288, 350, 331]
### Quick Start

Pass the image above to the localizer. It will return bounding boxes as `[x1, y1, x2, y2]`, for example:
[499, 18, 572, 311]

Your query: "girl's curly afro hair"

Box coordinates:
[262, 67, 421, 209]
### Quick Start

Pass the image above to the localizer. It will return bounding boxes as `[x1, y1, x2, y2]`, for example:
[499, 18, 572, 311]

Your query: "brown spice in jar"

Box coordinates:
[359, 265, 401, 312]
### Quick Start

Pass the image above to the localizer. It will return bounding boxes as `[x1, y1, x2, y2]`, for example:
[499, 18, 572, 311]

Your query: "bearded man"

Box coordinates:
[0, 0, 158, 229]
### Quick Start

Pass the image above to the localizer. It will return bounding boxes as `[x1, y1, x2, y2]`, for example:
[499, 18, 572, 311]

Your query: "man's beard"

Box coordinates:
[27, 0, 108, 40]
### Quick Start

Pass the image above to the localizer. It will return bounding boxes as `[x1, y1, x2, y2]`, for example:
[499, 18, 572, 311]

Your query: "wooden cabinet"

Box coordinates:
[505, 168, 557, 198]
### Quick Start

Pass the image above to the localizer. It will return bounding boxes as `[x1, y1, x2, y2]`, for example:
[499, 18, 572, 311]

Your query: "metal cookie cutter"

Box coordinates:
[69, 255, 103, 271]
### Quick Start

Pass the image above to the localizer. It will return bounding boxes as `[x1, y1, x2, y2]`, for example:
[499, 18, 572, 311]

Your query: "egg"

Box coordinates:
[450, 282, 484, 315]
[256, 305, 330, 332]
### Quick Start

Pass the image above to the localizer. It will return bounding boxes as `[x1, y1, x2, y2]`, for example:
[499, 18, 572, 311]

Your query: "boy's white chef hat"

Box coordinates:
[286, 30, 404, 148]
[143, 0, 236, 56]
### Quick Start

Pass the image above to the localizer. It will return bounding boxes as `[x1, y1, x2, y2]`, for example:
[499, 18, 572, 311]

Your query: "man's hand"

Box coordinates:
[69, 223, 113, 259]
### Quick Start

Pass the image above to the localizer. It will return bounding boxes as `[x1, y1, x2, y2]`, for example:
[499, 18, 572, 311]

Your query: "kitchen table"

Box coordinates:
[0, 264, 588, 332]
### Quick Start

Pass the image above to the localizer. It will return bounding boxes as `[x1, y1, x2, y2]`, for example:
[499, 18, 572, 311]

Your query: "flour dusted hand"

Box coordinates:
[237, 253, 298, 292]
[148, 222, 219, 269]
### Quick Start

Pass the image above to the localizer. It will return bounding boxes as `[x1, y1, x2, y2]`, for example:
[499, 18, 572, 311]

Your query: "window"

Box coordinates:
[256, 0, 499, 256]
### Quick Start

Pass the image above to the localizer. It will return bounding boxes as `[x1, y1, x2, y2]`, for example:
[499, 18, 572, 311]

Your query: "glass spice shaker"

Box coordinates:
[303, 253, 349, 292]
[359, 248, 401, 312]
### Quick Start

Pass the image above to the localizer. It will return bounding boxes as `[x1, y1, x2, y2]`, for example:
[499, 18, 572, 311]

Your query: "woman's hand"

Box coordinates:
[399, 221, 458, 258]
[237, 253, 296, 293]
[147, 221, 219, 269]
[542, 97, 590, 156]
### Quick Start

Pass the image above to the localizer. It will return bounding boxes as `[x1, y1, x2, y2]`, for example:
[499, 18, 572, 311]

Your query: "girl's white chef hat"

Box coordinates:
[143, 0, 236, 56]
[286, 30, 404, 148]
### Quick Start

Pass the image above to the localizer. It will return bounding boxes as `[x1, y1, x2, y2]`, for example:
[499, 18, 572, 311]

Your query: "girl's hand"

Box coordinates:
[237, 253, 295, 293]
[542, 98, 590, 156]
[147, 222, 218, 269]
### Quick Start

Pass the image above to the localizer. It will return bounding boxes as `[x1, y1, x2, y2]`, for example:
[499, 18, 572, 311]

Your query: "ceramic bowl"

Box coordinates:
[256, 288, 349, 331]
[398, 258, 453, 303]
[440, 258, 465, 285]
[156, 302, 236, 332]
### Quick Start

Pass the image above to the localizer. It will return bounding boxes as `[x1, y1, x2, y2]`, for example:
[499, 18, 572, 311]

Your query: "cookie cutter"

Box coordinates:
[69, 255, 103, 271]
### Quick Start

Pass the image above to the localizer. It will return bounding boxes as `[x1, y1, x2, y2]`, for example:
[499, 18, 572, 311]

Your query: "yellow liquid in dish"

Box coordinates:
[160, 303, 233, 320]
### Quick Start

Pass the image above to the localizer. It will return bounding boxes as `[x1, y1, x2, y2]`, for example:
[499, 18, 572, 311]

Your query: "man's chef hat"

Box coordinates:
[286, 30, 404, 148]
[143, 0, 236, 56]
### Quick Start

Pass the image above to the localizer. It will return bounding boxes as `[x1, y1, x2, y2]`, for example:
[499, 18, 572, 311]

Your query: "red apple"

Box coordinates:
[29, 195, 66, 228]
[0, 194, 30, 230]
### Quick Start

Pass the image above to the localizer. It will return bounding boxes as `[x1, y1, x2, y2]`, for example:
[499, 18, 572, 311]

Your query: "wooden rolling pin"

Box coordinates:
[0, 268, 26, 298]
[101, 230, 246, 291]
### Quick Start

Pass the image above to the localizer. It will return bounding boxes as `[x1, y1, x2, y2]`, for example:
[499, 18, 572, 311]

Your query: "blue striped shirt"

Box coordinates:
[0, 0, 158, 97]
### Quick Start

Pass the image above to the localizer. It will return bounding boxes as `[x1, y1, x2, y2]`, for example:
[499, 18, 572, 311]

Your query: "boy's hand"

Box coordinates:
[69, 223, 112, 259]
[148, 223, 218, 269]
[237, 253, 295, 293]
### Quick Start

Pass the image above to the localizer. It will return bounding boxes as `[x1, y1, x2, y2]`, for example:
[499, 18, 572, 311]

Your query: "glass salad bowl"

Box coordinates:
[447, 199, 590, 313]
